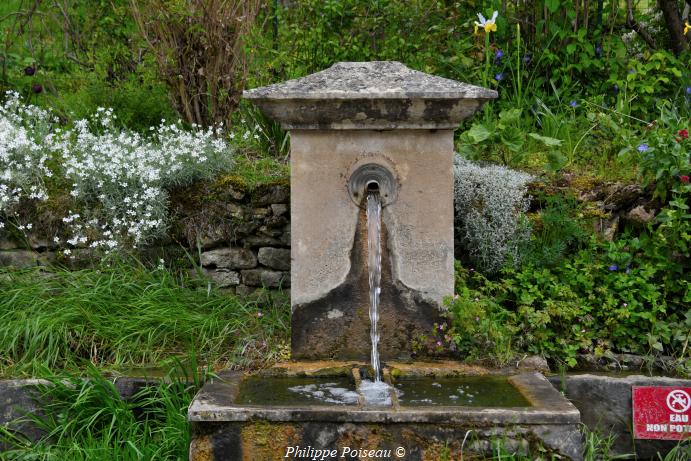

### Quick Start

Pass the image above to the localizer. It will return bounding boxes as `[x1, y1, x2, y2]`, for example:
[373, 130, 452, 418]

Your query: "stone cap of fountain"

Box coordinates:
[243, 61, 498, 130]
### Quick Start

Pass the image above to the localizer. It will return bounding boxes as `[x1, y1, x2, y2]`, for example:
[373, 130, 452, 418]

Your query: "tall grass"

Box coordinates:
[0, 262, 290, 376]
[0, 361, 203, 460]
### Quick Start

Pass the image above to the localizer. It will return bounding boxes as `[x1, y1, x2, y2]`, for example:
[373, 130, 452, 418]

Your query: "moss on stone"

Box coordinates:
[241, 422, 301, 460]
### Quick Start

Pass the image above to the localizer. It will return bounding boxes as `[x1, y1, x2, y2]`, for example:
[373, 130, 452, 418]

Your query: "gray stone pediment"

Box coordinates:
[243, 61, 497, 130]
[244, 61, 497, 100]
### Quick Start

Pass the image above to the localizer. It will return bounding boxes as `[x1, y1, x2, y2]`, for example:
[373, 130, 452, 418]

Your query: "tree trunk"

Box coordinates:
[658, 0, 689, 54]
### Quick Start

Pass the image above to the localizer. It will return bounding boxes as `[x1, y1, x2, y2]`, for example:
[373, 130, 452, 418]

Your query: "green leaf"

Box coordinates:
[498, 108, 522, 126]
[500, 126, 525, 152]
[528, 133, 563, 147]
[545, 0, 560, 12]
[465, 124, 492, 144]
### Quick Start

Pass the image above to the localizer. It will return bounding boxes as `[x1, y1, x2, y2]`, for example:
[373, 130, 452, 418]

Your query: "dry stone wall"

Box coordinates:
[0, 175, 657, 295]
[0, 181, 292, 295]
[177, 182, 291, 295]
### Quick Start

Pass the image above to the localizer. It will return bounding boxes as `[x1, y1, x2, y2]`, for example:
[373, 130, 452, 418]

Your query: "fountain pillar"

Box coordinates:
[244, 61, 497, 360]
[188, 63, 583, 461]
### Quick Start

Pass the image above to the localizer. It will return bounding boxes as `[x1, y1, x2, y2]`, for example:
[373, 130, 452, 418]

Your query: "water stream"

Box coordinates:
[358, 191, 393, 405]
[366, 192, 382, 381]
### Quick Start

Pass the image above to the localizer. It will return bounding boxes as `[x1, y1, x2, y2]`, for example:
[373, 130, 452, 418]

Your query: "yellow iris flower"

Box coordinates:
[474, 11, 499, 34]
[685, 21, 690, 35]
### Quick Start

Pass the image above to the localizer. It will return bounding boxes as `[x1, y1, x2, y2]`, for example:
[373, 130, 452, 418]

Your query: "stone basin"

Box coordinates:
[188, 362, 582, 460]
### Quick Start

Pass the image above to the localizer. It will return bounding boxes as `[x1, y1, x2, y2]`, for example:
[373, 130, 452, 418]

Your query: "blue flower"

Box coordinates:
[569, 100, 578, 108]
[522, 53, 531, 64]
[628, 68, 636, 74]
[495, 50, 504, 62]
[495, 72, 503, 82]
[637, 143, 649, 152]
[687, 87, 691, 95]
[608, 265, 618, 271]
[612, 84, 619, 94]
[595, 44, 602, 57]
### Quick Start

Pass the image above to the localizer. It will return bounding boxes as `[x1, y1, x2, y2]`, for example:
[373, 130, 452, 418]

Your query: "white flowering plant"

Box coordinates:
[0, 92, 234, 252]
[0, 92, 56, 225]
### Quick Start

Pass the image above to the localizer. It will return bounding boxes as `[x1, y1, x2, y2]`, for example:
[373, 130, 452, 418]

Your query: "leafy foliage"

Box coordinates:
[448, 218, 689, 370]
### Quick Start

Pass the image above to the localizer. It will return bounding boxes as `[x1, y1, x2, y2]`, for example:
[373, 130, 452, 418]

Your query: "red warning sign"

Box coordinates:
[632, 386, 691, 440]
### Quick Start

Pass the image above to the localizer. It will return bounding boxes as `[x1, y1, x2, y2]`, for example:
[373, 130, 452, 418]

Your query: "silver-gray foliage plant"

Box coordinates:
[453, 155, 534, 274]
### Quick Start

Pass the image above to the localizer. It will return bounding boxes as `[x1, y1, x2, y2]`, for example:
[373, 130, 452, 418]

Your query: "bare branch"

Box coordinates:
[626, 0, 658, 49]
[129, 0, 261, 128]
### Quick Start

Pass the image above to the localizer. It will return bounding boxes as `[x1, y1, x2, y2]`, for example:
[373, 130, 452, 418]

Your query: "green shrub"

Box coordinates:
[444, 263, 517, 365]
[522, 193, 590, 267]
[450, 222, 689, 369]
[247, 0, 477, 86]
[618, 100, 690, 201]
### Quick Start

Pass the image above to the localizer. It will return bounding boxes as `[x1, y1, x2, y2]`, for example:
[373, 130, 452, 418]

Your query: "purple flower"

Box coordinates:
[522, 53, 531, 64]
[31, 84, 42, 94]
[687, 87, 691, 95]
[637, 143, 649, 152]
[608, 264, 618, 271]
[495, 50, 504, 59]
[569, 100, 578, 108]
[436, 341, 443, 347]
[24, 66, 35, 76]
[495, 72, 503, 82]
[628, 68, 636, 74]
[612, 84, 619, 94]
[595, 44, 602, 57]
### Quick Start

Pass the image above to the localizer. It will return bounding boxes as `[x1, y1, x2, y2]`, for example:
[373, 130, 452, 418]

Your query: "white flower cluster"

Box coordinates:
[622, 30, 637, 45]
[0, 92, 55, 221]
[453, 156, 534, 274]
[0, 93, 234, 252]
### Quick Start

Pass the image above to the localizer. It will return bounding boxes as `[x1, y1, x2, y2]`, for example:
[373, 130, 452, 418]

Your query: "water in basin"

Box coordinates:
[393, 375, 530, 407]
[237, 376, 359, 406]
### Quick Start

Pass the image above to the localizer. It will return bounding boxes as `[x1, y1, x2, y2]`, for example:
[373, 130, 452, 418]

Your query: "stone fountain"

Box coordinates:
[188, 62, 582, 460]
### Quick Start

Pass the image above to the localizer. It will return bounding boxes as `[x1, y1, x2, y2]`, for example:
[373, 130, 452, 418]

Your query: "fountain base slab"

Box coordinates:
[188, 362, 582, 460]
